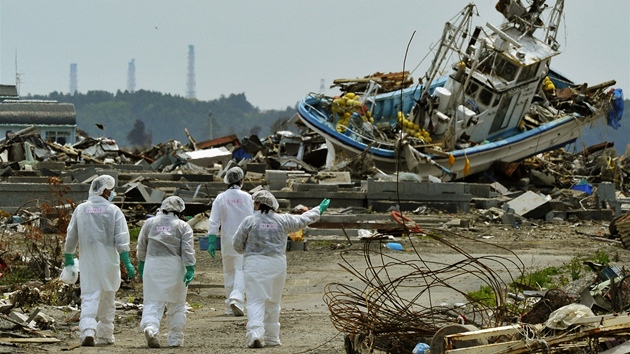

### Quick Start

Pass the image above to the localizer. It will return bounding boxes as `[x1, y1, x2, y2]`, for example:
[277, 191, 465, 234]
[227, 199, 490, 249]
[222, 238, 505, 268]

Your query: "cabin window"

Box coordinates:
[517, 62, 540, 82]
[465, 82, 479, 96]
[490, 94, 514, 133]
[477, 51, 494, 75]
[478, 88, 494, 107]
[494, 56, 518, 82]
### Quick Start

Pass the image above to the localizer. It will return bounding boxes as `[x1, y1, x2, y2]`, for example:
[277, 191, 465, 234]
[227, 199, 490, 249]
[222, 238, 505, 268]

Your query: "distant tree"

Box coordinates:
[249, 125, 262, 136]
[24, 90, 300, 145]
[127, 119, 152, 147]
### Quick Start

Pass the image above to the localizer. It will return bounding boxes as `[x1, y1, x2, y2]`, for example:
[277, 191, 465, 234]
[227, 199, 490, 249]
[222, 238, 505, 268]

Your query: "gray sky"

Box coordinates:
[1, 0, 628, 111]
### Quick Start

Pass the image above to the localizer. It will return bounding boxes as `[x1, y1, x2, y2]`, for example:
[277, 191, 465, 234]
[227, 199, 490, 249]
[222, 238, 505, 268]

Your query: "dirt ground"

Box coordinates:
[6, 217, 628, 353]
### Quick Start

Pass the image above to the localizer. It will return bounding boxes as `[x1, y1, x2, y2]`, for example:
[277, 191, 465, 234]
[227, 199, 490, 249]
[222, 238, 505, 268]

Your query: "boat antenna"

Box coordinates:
[395, 30, 416, 178]
[399, 30, 416, 122]
[392, 29, 417, 233]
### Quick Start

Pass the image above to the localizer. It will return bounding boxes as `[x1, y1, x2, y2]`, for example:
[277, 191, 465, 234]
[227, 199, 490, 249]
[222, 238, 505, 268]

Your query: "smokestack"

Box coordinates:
[127, 59, 136, 93]
[186, 45, 196, 99]
[69, 63, 78, 95]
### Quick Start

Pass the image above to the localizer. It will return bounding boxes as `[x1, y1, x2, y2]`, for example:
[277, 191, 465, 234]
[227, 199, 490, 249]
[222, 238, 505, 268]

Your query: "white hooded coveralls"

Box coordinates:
[65, 192, 130, 344]
[208, 185, 253, 312]
[233, 207, 320, 346]
[137, 211, 195, 347]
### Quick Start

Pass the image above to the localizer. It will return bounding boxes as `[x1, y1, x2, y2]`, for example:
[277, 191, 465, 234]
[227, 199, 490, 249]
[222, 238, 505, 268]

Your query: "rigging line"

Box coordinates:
[396, 30, 417, 221]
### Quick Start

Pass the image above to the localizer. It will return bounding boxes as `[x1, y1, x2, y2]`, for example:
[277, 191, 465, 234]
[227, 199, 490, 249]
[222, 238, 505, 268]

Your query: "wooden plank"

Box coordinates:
[0, 337, 60, 343]
[445, 314, 630, 354]
[187, 284, 224, 289]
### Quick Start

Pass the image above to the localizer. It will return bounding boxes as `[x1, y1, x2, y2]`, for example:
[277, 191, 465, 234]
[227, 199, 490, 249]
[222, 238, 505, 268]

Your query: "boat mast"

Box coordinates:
[419, 4, 476, 105]
[417, 4, 475, 151]
[544, 0, 564, 50]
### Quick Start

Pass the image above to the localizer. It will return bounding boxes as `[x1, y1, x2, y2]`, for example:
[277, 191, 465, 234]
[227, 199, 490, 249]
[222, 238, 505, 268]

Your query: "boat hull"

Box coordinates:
[298, 104, 602, 180]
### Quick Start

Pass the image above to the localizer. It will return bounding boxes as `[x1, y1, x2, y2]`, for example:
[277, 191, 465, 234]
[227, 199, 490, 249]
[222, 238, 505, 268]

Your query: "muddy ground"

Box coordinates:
[5, 218, 627, 353]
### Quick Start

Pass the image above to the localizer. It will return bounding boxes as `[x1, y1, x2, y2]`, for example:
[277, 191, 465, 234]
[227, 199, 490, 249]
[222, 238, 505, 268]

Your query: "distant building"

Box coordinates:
[0, 96, 77, 145]
[0, 85, 19, 101]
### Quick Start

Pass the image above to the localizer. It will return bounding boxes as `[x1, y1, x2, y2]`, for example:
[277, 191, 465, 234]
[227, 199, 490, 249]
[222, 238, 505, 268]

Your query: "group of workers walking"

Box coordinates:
[62, 168, 330, 349]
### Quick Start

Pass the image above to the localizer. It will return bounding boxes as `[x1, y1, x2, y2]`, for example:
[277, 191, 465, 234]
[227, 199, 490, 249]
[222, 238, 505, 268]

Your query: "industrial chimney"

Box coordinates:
[127, 59, 136, 93]
[70, 63, 78, 95]
[186, 45, 196, 99]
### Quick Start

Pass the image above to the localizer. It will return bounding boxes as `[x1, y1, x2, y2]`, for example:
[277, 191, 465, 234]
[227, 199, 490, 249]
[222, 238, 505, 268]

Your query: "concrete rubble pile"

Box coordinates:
[0, 126, 628, 349]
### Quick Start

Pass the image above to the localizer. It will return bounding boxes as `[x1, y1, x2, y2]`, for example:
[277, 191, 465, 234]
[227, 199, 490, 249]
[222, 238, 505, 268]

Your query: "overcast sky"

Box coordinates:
[1, 1, 628, 111]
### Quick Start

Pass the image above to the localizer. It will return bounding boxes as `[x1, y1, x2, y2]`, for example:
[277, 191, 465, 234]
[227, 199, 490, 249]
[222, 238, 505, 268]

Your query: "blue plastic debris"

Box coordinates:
[386, 242, 403, 251]
[413, 342, 430, 354]
[570, 178, 592, 195]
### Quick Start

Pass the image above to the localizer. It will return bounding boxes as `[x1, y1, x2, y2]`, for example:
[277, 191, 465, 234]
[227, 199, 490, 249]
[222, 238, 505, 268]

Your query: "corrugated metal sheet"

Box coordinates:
[0, 101, 76, 125]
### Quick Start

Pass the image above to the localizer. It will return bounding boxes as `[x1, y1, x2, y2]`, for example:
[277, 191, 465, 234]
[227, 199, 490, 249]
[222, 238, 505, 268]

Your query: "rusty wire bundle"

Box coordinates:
[323, 228, 528, 353]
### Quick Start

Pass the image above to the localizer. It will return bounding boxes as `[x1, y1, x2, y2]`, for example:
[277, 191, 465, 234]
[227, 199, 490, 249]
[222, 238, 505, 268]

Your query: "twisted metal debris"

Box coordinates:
[323, 228, 527, 353]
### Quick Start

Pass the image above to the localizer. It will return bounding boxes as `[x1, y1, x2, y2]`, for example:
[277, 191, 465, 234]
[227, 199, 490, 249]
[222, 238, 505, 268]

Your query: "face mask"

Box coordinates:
[108, 191, 116, 202]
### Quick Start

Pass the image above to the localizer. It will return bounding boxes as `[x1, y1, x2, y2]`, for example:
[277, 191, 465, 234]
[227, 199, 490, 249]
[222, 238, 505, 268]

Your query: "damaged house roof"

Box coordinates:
[0, 101, 76, 125]
[0, 100, 77, 145]
[0, 85, 18, 99]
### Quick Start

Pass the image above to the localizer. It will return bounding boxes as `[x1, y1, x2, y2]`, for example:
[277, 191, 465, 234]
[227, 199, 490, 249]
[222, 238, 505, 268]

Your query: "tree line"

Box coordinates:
[28, 90, 297, 150]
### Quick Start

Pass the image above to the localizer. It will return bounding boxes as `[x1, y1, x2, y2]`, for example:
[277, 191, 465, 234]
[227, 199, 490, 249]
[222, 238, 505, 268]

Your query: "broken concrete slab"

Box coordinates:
[473, 198, 500, 210]
[504, 190, 552, 219]
[0, 183, 90, 213]
[365, 178, 471, 213]
[183, 147, 232, 167]
[292, 183, 339, 192]
[69, 166, 98, 183]
[265, 170, 312, 190]
[121, 182, 163, 203]
[315, 171, 352, 185]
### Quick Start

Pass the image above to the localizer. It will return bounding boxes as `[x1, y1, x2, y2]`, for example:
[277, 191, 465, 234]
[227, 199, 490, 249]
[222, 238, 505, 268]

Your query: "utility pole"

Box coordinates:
[208, 112, 214, 140]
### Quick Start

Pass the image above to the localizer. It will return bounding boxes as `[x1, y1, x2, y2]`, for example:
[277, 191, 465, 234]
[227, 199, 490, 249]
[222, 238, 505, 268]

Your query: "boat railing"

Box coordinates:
[337, 123, 397, 151]
[302, 97, 337, 129]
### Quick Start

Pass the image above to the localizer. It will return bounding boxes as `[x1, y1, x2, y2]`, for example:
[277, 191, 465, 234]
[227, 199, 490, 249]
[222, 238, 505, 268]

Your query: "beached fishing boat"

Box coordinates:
[296, 0, 624, 181]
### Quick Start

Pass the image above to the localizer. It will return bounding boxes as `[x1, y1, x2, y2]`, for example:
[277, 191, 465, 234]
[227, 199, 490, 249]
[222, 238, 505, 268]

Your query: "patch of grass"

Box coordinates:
[0, 265, 36, 286]
[567, 256, 584, 281]
[188, 301, 203, 310]
[129, 227, 141, 242]
[466, 285, 496, 307]
[515, 266, 562, 289]
[564, 249, 612, 281]
[309, 240, 334, 248]
[468, 250, 616, 308]
[589, 249, 611, 265]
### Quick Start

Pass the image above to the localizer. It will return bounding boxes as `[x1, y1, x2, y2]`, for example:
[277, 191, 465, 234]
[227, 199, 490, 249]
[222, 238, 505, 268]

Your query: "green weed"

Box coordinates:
[0, 265, 36, 286]
[466, 285, 496, 307]
[129, 228, 141, 242]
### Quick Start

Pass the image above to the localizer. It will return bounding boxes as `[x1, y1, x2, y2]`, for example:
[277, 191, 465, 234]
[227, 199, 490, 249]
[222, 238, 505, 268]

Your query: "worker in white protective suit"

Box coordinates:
[64, 175, 135, 347]
[206, 166, 253, 316]
[233, 190, 330, 348]
[136, 196, 196, 348]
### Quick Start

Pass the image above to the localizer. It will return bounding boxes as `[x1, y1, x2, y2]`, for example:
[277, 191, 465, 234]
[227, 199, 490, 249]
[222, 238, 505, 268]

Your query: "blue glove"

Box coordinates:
[319, 198, 330, 213]
[184, 265, 195, 286]
[120, 251, 135, 279]
[138, 260, 145, 279]
[207, 235, 217, 258]
[64, 253, 75, 267]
